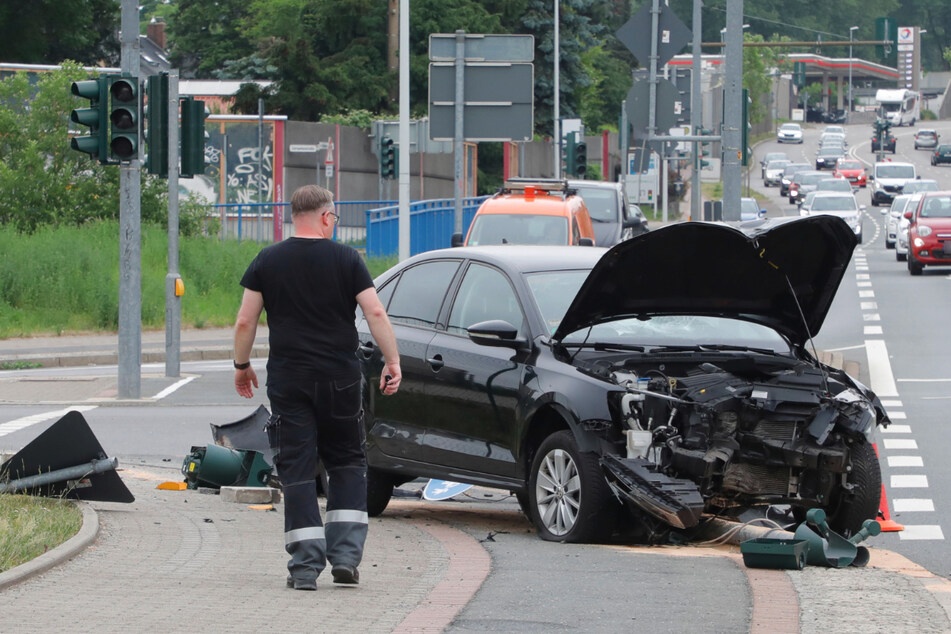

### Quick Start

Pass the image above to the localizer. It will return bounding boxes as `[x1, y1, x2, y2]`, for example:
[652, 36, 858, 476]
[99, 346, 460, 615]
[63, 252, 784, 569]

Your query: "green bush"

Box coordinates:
[921, 110, 937, 121]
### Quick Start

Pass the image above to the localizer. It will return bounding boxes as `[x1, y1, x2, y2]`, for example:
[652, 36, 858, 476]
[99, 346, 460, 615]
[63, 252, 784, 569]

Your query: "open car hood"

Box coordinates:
[552, 216, 857, 346]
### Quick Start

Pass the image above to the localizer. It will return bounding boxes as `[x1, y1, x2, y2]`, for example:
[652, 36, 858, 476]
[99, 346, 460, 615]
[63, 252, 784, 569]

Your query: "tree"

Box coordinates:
[0, 0, 119, 66]
[166, 0, 256, 79]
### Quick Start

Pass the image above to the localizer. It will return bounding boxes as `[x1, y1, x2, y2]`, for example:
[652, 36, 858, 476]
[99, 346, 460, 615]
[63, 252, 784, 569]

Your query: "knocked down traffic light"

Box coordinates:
[69, 77, 109, 163]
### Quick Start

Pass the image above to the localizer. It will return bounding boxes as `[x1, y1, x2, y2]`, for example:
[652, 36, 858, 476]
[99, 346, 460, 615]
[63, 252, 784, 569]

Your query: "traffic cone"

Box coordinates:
[872, 443, 904, 532]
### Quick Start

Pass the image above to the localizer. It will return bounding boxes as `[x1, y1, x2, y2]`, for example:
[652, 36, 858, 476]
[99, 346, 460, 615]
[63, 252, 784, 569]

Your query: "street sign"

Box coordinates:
[625, 78, 679, 138]
[289, 144, 318, 153]
[429, 63, 534, 141]
[616, 2, 691, 68]
[429, 33, 534, 62]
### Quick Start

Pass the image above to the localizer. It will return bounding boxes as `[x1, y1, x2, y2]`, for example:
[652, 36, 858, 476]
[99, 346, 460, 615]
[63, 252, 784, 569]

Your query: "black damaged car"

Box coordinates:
[357, 216, 888, 543]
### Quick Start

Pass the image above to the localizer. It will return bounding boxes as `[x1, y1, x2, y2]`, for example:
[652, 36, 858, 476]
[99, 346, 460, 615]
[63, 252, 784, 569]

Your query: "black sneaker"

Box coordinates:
[331, 565, 359, 585]
[286, 575, 317, 591]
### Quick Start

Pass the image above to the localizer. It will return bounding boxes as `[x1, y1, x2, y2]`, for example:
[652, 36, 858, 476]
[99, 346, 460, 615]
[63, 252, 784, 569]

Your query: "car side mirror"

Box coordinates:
[758, 209, 767, 218]
[467, 319, 527, 349]
[859, 205, 867, 211]
[904, 210, 913, 219]
[880, 207, 888, 215]
[579, 237, 595, 247]
[917, 175, 921, 179]
[868, 174, 874, 181]
[451, 232, 464, 247]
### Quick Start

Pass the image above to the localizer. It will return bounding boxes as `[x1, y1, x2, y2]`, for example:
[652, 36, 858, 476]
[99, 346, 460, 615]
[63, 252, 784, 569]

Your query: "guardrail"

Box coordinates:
[365, 197, 489, 258]
[209, 201, 395, 244]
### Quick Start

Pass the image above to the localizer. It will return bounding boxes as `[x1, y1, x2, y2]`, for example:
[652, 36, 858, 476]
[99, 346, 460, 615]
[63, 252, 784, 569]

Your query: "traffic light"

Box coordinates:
[69, 77, 109, 162]
[109, 76, 139, 161]
[180, 97, 207, 178]
[573, 138, 587, 178]
[380, 136, 396, 179]
[146, 73, 169, 177]
[698, 127, 711, 169]
[564, 132, 576, 177]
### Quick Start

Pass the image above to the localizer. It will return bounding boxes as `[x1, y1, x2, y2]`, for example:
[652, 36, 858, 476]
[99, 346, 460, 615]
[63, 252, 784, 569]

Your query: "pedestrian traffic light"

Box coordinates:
[109, 77, 139, 161]
[69, 77, 109, 163]
[380, 136, 396, 179]
[146, 73, 169, 177]
[180, 97, 207, 178]
[574, 139, 587, 178]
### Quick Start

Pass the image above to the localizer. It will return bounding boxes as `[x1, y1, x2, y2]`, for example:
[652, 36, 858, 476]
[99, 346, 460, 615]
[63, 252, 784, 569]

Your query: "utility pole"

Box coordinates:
[690, 0, 702, 222]
[720, 0, 743, 221]
[117, 0, 142, 399]
[165, 70, 181, 378]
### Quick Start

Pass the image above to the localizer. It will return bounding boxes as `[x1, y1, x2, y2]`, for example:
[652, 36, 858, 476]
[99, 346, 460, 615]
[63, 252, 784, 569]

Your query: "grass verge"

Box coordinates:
[0, 494, 82, 573]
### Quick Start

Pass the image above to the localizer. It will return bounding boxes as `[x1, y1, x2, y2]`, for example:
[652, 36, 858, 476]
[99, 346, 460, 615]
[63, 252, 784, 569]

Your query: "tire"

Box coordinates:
[897, 250, 907, 262]
[515, 490, 531, 517]
[829, 442, 881, 537]
[885, 238, 895, 249]
[908, 251, 923, 275]
[366, 467, 394, 516]
[528, 430, 618, 543]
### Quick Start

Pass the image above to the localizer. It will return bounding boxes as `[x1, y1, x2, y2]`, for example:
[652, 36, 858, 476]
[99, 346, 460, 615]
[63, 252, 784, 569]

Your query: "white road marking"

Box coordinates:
[888, 411, 907, 420]
[858, 281, 872, 287]
[881, 400, 903, 407]
[888, 456, 923, 467]
[856, 266, 869, 271]
[859, 290, 875, 298]
[0, 405, 99, 438]
[891, 474, 929, 488]
[866, 340, 898, 397]
[882, 424, 911, 433]
[899, 525, 945, 541]
[151, 376, 197, 400]
[857, 274, 871, 280]
[883, 438, 918, 450]
[894, 499, 935, 512]
[864, 325, 883, 335]
[897, 378, 951, 382]
[862, 313, 881, 321]
[860, 302, 878, 310]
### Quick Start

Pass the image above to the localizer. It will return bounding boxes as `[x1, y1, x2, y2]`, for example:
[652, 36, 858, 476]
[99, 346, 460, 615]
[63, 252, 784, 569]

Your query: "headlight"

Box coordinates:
[919, 225, 933, 237]
[914, 237, 925, 247]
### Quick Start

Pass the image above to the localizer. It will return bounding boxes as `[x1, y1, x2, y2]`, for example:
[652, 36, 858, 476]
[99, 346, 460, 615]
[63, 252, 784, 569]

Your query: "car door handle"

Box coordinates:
[426, 354, 444, 371]
[359, 340, 375, 358]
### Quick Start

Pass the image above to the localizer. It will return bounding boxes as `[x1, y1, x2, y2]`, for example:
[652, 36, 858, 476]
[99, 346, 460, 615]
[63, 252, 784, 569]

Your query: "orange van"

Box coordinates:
[452, 179, 597, 247]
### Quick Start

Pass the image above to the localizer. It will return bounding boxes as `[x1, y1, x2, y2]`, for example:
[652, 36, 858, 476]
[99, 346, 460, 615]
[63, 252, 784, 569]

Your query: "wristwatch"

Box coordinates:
[233, 360, 251, 370]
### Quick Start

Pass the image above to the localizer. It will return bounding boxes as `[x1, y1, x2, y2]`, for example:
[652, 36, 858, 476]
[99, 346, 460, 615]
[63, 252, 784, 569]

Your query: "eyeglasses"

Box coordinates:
[325, 211, 339, 224]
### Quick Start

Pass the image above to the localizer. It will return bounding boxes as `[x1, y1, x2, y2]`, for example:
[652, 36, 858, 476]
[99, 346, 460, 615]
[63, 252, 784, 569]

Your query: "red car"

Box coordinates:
[905, 191, 951, 275]
[832, 158, 867, 187]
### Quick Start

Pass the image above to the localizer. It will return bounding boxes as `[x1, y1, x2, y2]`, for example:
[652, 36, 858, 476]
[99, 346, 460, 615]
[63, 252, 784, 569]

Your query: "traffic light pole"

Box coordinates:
[117, 0, 142, 399]
[165, 70, 181, 378]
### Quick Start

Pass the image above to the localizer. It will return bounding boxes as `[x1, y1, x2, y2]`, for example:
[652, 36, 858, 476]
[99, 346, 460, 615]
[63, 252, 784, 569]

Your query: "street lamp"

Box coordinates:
[720, 24, 750, 46]
[848, 26, 858, 123]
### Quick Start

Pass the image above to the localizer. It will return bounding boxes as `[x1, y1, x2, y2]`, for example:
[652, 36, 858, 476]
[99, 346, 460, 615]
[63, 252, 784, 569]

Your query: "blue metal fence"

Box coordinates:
[365, 196, 489, 258]
[208, 197, 489, 257]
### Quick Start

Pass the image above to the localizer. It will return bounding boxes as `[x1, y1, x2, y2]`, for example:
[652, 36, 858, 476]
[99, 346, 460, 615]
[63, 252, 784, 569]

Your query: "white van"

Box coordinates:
[869, 162, 918, 207]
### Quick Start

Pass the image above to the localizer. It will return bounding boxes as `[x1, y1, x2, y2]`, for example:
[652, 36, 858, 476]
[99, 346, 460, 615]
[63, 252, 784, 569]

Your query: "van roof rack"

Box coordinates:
[499, 178, 576, 198]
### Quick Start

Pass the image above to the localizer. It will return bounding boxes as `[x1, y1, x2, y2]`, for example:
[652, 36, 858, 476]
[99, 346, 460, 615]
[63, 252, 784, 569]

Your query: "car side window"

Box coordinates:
[571, 217, 581, 245]
[387, 260, 460, 328]
[447, 263, 524, 337]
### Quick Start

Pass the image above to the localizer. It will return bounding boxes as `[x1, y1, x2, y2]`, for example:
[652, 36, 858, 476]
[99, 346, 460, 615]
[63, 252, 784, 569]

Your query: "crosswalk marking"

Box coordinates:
[899, 525, 945, 541]
[888, 456, 924, 468]
[894, 499, 935, 513]
[0, 406, 98, 438]
[882, 424, 911, 433]
[883, 438, 918, 450]
[891, 474, 929, 488]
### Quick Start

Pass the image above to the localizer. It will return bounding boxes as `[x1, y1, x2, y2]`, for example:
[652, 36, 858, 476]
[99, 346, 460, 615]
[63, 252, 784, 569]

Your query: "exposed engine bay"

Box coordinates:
[577, 350, 889, 532]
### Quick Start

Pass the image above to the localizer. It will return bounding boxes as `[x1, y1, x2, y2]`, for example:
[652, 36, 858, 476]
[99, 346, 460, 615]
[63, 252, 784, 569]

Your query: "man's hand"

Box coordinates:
[380, 362, 401, 395]
[235, 366, 259, 398]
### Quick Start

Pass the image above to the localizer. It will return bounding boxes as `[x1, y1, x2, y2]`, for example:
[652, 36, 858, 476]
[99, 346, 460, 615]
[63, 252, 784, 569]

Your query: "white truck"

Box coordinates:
[875, 89, 920, 127]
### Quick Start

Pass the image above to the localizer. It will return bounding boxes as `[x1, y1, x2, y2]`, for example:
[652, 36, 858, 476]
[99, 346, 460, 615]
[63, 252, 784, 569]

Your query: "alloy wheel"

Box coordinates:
[535, 448, 581, 536]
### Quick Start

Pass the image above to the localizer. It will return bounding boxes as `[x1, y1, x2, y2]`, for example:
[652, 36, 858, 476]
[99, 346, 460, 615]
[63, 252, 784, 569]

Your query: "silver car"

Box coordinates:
[801, 192, 866, 243]
[763, 159, 791, 186]
[893, 194, 921, 261]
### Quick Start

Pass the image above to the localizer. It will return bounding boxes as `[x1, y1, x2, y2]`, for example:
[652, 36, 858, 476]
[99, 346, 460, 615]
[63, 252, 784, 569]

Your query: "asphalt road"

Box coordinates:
[754, 120, 951, 579]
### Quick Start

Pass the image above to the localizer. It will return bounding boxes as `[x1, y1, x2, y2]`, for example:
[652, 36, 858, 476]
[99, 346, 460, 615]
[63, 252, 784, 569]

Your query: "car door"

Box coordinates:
[358, 259, 461, 461]
[419, 261, 527, 478]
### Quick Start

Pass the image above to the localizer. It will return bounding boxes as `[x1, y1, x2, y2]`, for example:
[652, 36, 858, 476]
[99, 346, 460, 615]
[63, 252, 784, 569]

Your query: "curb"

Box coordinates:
[0, 500, 99, 591]
[3, 346, 270, 369]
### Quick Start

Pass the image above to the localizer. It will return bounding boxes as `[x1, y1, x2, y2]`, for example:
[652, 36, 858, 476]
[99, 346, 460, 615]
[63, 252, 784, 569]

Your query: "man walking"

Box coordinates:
[233, 184, 401, 591]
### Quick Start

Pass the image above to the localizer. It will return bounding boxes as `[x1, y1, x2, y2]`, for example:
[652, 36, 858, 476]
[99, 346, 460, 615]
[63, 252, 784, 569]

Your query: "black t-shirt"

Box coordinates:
[240, 237, 374, 381]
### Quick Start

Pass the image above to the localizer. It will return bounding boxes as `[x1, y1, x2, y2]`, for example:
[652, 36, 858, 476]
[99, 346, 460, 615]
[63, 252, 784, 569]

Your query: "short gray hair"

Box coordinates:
[290, 185, 334, 216]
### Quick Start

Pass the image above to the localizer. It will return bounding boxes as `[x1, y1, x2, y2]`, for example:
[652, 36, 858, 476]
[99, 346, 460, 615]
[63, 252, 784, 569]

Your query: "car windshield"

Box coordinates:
[785, 164, 809, 176]
[467, 214, 569, 246]
[811, 196, 857, 212]
[574, 187, 618, 222]
[799, 173, 824, 186]
[817, 179, 852, 191]
[740, 198, 759, 217]
[780, 124, 799, 131]
[920, 196, 951, 218]
[819, 149, 842, 157]
[919, 131, 936, 138]
[837, 161, 862, 170]
[766, 160, 790, 170]
[903, 181, 939, 193]
[876, 165, 915, 179]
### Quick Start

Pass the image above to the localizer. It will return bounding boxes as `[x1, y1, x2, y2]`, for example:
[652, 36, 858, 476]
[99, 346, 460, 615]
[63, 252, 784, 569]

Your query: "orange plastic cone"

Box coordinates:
[872, 443, 904, 532]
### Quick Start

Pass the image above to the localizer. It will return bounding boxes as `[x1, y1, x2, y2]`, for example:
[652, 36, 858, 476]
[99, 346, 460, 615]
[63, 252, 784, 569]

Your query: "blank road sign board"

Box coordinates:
[429, 63, 534, 141]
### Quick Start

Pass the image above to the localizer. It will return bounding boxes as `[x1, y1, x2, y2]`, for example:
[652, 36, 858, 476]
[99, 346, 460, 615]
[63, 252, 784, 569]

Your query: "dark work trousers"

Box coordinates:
[267, 375, 368, 582]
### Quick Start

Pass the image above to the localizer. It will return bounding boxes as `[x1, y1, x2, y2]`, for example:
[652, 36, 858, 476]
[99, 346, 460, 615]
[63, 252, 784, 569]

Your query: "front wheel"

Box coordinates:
[829, 442, 881, 537]
[908, 251, 923, 275]
[897, 250, 907, 262]
[528, 430, 618, 543]
[366, 467, 394, 516]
